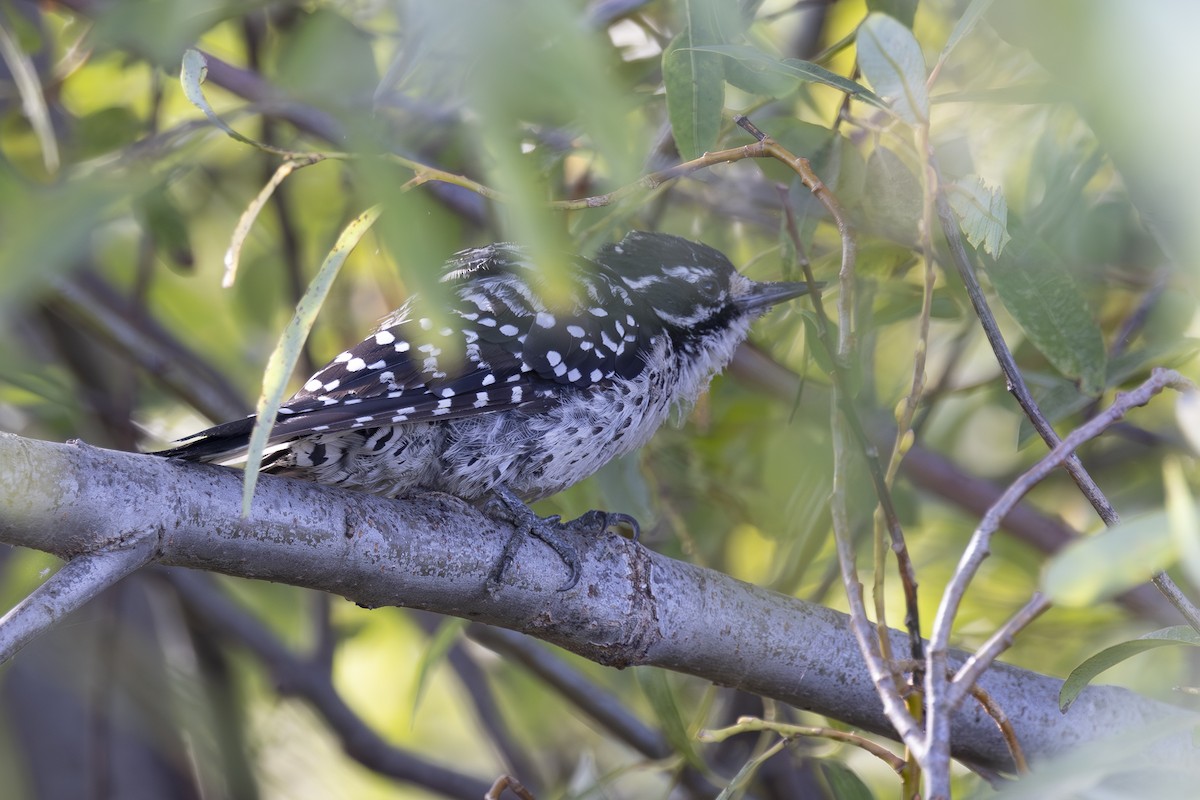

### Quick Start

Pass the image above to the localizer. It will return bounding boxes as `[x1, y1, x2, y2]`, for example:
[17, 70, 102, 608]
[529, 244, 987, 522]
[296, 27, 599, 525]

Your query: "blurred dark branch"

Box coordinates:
[1, 433, 1196, 775]
[53, 272, 247, 422]
[163, 570, 493, 800]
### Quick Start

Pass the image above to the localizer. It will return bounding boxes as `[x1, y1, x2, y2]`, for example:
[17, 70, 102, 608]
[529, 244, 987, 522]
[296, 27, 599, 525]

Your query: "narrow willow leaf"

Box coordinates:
[224, 161, 300, 288]
[692, 44, 885, 108]
[0, 23, 59, 173]
[180, 49, 271, 151]
[983, 233, 1107, 396]
[948, 175, 1011, 256]
[410, 618, 467, 720]
[1059, 626, 1200, 712]
[241, 206, 382, 515]
[937, 0, 996, 70]
[1042, 511, 1178, 607]
[663, 0, 727, 160]
[856, 12, 929, 124]
[636, 668, 708, 773]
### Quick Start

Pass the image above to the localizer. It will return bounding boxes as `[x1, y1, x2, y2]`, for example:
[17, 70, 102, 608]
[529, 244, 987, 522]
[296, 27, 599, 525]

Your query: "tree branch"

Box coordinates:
[1, 432, 1197, 773]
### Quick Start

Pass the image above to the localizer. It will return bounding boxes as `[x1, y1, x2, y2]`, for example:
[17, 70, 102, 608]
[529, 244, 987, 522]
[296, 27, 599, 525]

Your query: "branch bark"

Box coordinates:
[0, 432, 1196, 773]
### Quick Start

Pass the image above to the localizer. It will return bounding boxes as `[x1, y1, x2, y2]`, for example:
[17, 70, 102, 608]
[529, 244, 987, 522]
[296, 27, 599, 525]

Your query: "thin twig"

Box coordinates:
[0, 541, 158, 665]
[699, 716, 906, 773]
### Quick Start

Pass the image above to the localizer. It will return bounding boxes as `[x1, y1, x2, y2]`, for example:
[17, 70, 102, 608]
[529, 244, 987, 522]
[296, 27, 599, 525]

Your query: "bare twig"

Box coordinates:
[0, 538, 158, 664]
[698, 716, 906, 773]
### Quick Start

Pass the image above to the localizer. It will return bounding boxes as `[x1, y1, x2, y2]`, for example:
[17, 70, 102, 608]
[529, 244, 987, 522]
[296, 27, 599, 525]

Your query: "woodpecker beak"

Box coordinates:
[734, 281, 815, 314]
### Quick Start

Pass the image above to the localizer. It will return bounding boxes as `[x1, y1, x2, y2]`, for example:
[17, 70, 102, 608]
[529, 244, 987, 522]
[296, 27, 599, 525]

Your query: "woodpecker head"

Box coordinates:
[598, 231, 812, 348]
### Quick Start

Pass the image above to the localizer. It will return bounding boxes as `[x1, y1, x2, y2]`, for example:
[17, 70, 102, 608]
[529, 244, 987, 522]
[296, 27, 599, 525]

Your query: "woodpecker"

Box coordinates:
[158, 231, 812, 589]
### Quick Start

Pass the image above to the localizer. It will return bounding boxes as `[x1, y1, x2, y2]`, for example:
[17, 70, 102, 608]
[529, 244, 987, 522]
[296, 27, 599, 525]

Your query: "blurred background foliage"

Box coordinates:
[1, 0, 1199, 797]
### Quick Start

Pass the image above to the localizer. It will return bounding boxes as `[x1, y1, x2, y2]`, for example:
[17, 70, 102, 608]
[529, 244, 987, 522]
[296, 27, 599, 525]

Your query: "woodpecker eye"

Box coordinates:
[697, 276, 721, 297]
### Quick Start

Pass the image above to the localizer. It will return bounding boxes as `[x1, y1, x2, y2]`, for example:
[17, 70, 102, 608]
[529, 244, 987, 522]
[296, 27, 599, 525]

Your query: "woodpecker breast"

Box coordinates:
[157, 231, 810, 501]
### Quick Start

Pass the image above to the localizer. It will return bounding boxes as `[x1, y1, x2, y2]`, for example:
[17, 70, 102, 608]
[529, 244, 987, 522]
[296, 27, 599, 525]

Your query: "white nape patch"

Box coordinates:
[394, 341, 411, 353]
[499, 324, 519, 336]
[481, 374, 496, 386]
[375, 330, 395, 345]
[536, 311, 556, 328]
[334, 351, 352, 363]
[304, 378, 322, 392]
[622, 274, 664, 290]
[663, 264, 708, 281]
[346, 357, 366, 372]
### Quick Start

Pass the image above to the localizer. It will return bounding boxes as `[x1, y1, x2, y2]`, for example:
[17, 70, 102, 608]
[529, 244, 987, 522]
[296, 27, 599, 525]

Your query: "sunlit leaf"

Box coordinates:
[856, 12, 929, 124]
[983, 232, 1107, 396]
[410, 618, 467, 720]
[691, 44, 885, 108]
[948, 174, 1011, 256]
[934, 0, 996, 75]
[1042, 512, 1178, 607]
[1059, 626, 1200, 712]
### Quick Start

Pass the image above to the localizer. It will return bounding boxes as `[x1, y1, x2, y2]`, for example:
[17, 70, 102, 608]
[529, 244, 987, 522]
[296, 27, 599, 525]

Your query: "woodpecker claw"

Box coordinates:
[486, 485, 582, 592]
[563, 509, 641, 542]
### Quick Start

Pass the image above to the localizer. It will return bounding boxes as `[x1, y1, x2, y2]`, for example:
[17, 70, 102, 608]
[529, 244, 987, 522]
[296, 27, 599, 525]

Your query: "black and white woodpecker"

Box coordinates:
[157, 231, 813, 589]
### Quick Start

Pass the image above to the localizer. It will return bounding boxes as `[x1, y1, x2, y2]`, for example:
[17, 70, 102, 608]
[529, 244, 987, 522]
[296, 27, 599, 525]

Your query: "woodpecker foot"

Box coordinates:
[486, 485, 582, 592]
[562, 509, 641, 542]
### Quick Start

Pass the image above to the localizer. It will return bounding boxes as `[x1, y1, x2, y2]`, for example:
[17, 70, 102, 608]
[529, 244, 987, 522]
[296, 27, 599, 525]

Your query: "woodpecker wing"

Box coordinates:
[159, 243, 663, 462]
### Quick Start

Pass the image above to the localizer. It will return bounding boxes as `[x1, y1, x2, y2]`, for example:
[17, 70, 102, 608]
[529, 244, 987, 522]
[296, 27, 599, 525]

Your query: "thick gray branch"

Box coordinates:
[0, 432, 1196, 772]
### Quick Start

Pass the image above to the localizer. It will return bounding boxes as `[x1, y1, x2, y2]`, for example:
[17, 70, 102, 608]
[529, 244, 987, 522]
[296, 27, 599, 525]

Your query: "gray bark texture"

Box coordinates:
[0, 432, 1195, 773]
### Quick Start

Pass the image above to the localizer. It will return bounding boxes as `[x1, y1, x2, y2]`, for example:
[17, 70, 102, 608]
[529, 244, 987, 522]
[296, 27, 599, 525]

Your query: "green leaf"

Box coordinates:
[856, 13, 929, 124]
[982, 233, 1107, 396]
[1059, 626, 1200, 712]
[241, 205, 382, 516]
[636, 668, 707, 773]
[818, 761, 876, 800]
[862, 146, 922, 242]
[410, 618, 467, 720]
[691, 44, 885, 108]
[935, 0, 996, 74]
[1042, 511, 1178, 607]
[663, 0, 727, 160]
[948, 175, 1011, 256]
